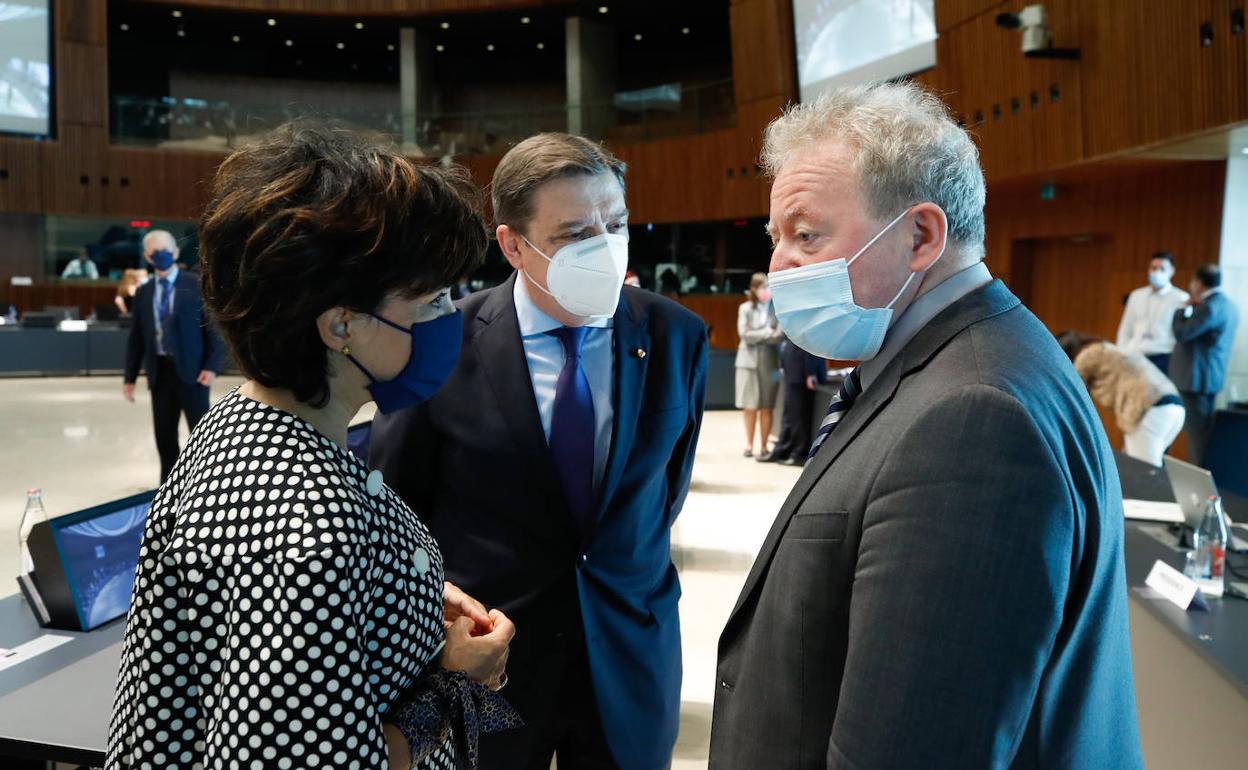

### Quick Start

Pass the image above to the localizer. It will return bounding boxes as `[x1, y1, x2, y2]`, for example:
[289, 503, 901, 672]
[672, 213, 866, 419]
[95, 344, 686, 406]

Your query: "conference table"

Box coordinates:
[0, 454, 1245, 767]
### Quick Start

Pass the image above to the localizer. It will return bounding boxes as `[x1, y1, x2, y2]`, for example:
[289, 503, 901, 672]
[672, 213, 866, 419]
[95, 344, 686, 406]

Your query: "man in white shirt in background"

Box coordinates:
[60, 247, 100, 280]
[1117, 251, 1189, 375]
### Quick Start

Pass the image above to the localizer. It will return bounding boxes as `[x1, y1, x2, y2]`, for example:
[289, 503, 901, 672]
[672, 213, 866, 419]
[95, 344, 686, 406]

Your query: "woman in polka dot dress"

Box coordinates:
[107, 124, 519, 770]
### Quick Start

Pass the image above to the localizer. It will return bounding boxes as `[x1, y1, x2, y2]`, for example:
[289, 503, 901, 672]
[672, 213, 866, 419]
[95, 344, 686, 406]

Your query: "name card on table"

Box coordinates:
[1144, 560, 1209, 611]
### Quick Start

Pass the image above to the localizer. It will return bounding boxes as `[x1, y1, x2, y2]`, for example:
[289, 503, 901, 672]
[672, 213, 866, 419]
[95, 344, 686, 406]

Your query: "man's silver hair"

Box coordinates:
[142, 229, 178, 253]
[762, 82, 986, 257]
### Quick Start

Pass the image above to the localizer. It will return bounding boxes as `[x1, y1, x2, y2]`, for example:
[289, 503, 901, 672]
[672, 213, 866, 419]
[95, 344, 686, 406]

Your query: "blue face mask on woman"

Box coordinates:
[345, 310, 462, 414]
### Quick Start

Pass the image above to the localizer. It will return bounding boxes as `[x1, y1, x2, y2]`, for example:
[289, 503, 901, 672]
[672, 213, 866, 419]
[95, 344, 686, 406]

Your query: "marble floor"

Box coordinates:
[0, 376, 801, 769]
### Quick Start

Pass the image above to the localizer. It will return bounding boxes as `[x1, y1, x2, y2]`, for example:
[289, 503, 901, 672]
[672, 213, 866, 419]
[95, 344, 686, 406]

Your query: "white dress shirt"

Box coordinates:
[513, 275, 615, 491]
[153, 267, 179, 356]
[858, 262, 994, 391]
[1116, 283, 1189, 356]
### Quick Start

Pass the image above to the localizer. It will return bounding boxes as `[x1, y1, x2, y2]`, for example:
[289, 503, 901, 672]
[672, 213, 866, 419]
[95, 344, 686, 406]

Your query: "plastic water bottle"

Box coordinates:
[1189, 495, 1229, 597]
[18, 488, 48, 578]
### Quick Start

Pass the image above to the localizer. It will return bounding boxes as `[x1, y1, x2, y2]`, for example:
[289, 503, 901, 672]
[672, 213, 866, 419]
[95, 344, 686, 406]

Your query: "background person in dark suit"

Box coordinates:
[758, 334, 827, 465]
[123, 230, 224, 482]
[370, 133, 707, 770]
[1171, 262, 1240, 465]
[710, 83, 1142, 769]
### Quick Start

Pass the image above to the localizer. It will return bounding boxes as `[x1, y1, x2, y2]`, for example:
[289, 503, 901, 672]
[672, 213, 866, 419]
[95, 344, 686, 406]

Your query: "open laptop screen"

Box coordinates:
[50, 492, 153, 630]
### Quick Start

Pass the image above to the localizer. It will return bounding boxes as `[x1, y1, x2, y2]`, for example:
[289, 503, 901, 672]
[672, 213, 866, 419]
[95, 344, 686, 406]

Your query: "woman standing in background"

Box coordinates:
[735, 272, 783, 457]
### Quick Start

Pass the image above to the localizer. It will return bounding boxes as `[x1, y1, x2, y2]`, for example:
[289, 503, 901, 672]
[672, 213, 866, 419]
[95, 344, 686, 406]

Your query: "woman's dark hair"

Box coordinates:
[1195, 262, 1222, 289]
[200, 122, 487, 406]
[1055, 330, 1102, 362]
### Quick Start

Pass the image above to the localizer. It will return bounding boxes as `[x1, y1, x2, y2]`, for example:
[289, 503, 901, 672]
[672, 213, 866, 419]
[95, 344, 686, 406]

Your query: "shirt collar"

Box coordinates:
[512, 271, 613, 336]
[158, 267, 180, 285]
[1201, 287, 1220, 301]
[858, 261, 993, 390]
[1152, 283, 1174, 296]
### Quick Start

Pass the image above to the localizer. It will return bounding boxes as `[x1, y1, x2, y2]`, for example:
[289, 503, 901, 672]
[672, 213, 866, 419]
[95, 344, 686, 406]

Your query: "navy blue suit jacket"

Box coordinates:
[370, 274, 707, 769]
[124, 271, 225, 389]
[1170, 290, 1239, 395]
[780, 336, 828, 386]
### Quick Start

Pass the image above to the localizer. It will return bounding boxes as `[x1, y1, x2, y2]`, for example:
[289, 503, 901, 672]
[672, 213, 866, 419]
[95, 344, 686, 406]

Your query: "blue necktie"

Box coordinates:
[548, 326, 595, 533]
[809, 368, 862, 459]
[157, 278, 172, 323]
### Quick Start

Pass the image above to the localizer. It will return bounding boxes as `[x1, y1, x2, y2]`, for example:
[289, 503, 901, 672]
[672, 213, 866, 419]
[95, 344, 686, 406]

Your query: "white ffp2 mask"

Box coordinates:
[519, 231, 629, 318]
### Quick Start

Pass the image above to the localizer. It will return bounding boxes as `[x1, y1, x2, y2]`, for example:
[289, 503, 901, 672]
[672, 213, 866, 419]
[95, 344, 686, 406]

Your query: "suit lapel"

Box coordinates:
[723, 280, 1022, 632]
[592, 292, 650, 531]
[472, 274, 566, 512]
[725, 360, 902, 625]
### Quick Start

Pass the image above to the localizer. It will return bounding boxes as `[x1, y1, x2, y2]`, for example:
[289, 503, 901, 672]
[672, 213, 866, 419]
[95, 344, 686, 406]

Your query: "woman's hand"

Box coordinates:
[440, 609, 515, 688]
[444, 581, 493, 635]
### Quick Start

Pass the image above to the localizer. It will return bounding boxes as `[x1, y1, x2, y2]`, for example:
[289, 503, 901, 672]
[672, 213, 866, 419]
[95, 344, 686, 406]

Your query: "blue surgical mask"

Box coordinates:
[149, 249, 176, 271]
[345, 310, 462, 414]
[768, 207, 944, 362]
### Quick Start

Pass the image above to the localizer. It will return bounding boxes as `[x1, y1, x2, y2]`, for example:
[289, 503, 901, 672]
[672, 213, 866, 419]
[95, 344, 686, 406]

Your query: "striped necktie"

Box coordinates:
[808, 368, 862, 459]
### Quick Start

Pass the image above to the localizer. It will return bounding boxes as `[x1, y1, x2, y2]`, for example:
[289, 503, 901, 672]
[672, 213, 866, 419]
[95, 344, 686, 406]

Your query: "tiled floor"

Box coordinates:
[0, 376, 803, 769]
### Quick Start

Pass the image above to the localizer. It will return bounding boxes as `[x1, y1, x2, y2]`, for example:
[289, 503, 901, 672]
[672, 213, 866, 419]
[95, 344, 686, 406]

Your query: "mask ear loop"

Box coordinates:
[515, 231, 561, 299]
[341, 314, 413, 384]
[846, 208, 913, 268]
[884, 207, 949, 311]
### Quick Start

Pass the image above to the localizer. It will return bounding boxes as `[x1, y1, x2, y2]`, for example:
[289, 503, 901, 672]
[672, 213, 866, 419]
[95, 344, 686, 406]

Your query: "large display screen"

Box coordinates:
[0, 1, 51, 136]
[52, 493, 151, 630]
[793, 0, 937, 102]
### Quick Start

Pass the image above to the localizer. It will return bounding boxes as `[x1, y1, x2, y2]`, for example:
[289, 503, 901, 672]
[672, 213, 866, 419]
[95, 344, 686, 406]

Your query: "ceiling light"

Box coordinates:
[284, 39, 293, 46]
[440, 21, 450, 29]
[486, 43, 495, 51]
[387, 43, 395, 51]
[119, 23, 130, 32]
[436, 44, 445, 52]
[599, 5, 609, 13]
[267, 18, 277, 27]
[355, 22, 364, 30]
[521, 16, 531, 24]
[682, 27, 691, 34]
[171, 10, 182, 18]
[336, 42, 345, 49]
[295, 59, 303, 66]
[176, 28, 186, 37]
[634, 33, 643, 41]
[536, 42, 545, 50]
[1241, 147, 1248, 155]
[232, 34, 240, 43]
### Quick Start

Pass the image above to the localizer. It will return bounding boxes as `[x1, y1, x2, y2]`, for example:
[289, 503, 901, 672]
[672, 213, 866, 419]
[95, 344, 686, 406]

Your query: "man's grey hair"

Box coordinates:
[762, 82, 986, 257]
[142, 230, 178, 253]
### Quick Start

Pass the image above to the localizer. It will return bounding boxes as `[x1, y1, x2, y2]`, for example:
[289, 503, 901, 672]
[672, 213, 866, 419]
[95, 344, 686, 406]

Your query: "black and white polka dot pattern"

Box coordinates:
[107, 390, 454, 769]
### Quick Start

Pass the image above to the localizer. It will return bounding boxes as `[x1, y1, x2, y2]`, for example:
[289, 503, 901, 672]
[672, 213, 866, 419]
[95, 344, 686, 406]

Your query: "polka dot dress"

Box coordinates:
[107, 390, 455, 769]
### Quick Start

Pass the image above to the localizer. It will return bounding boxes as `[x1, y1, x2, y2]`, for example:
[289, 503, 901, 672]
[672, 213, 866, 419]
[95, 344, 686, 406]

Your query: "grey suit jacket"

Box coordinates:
[710, 281, 1143, 770]
[1170, 291, 1239, 395]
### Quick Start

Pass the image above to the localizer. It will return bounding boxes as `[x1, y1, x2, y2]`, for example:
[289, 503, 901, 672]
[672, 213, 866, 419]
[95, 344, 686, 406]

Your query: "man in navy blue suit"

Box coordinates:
[124, 230, 225, 482]
[370, 133, 707, 770]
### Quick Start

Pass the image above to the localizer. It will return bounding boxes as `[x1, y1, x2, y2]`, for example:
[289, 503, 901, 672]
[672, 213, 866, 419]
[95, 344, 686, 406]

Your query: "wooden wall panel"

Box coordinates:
[673, 294, 741, 350]
[935, 0, 1004, 31]
[0, 213, 47, 280]
[1079, 0, 1248, 160]
[729, 0, 796, 107]
[41, 125, 106, 214]
[0, 283, 120, 319]
[57, 0, 108, 45]
[55, 42, 109, 128]
[0, 139, 45, 215]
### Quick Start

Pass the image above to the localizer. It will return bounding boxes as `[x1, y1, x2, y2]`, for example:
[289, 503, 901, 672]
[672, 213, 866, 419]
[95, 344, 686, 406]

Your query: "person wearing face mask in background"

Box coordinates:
[735, 272, 784, 457]
[122, 229, 225, 483]
[371, 133, 708, 770]
[109, 125, 518, 770]
[710, 83, 1142, 769]
[1116, 251, 1189, 375]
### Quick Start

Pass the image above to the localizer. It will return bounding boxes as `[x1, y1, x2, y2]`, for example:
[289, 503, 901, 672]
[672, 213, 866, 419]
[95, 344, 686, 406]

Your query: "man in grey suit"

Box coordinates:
[1171, 262, 1239, 466]
[709, 83, 1143, 769]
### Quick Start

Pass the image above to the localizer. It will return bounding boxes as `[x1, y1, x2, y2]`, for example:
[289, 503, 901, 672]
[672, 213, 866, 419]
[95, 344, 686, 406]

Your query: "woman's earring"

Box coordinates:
[341, 344, 351, 356]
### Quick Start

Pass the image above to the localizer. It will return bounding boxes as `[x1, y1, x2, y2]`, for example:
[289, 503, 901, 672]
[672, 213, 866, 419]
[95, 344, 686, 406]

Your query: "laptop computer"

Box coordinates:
[1162, 455, 1245, 552]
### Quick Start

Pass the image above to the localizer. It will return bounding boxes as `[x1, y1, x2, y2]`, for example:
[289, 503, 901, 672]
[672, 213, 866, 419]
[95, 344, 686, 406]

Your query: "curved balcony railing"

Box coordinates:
[111, 79, 735, 155]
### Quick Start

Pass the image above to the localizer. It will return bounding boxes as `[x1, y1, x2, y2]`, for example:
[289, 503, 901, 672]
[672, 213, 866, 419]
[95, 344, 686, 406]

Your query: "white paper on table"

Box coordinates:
[0, 634, 75, 673]
[1123, 499, 1186, 523]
